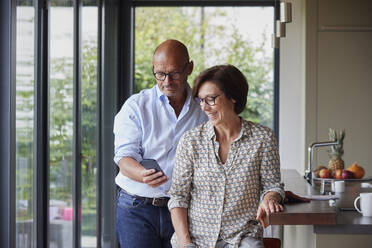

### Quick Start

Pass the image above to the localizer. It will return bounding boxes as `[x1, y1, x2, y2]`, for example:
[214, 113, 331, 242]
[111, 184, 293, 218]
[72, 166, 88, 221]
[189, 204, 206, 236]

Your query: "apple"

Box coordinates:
[314, 165, 327, 177]
[333, 169, 343, 179]
[319, 168, 331, 178]
[341, 170, 354, 179]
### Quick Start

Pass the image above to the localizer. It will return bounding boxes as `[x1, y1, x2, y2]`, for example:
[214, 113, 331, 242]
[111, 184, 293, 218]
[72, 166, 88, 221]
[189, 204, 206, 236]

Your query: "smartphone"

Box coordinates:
[140, 159, 164, 174]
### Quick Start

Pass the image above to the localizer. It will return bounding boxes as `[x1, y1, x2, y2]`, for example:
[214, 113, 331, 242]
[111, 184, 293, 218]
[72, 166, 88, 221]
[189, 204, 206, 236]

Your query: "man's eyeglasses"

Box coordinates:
[153, 62, 189, 81]
[197, 95, 220, 106]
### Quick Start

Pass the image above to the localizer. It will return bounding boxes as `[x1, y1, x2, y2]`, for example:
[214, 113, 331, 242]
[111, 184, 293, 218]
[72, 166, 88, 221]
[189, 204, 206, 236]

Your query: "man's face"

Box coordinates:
[152, 55, 192, 100]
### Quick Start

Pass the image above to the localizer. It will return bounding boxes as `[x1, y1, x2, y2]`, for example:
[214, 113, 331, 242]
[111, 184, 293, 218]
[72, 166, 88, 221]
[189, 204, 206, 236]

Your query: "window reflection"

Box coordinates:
[49, 1, 74, 247]
[16, 1, 35, 247]
[81, 1, 98, 247]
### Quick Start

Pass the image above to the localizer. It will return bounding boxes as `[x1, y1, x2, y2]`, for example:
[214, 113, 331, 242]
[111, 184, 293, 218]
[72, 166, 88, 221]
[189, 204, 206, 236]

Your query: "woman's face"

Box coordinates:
[197, 81, 237, 126]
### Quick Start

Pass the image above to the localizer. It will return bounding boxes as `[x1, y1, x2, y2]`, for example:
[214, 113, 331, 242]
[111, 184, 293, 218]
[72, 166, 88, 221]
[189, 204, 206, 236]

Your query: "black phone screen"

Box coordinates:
[140, 159, 164, 174]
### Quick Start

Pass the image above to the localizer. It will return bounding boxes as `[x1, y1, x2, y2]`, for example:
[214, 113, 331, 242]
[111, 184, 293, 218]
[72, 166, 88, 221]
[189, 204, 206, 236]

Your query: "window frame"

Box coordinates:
[1, 0, 17, 247]
[2, 0, 105, 248]
[35, 0, 49, 247]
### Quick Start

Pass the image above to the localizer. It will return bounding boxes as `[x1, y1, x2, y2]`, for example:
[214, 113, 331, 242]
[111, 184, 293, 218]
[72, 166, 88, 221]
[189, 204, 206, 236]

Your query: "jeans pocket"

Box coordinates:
[117, 191, 144, 209]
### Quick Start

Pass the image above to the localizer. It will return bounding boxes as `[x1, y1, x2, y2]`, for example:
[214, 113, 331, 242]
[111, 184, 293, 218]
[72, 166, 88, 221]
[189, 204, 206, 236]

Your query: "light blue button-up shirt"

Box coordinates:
[113, 84, 208, 198]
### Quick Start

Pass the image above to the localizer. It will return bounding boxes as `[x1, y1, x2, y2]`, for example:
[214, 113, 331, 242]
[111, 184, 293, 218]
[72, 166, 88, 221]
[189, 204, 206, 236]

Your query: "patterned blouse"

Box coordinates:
[168, 119, 284, 248]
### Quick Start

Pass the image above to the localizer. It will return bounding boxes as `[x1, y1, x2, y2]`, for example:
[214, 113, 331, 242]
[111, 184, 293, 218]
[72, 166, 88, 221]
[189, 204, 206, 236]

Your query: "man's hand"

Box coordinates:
[141, 169, 168, 188]
[118, 157, 168, 187]
[256, 192, 283, 225]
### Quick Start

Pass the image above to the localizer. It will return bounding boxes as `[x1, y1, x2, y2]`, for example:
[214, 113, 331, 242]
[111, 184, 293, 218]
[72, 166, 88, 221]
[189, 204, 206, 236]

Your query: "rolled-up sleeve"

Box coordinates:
[260, 130, 285, 201]
[168, 133, 193, 210]
[113, 99, 143, 164]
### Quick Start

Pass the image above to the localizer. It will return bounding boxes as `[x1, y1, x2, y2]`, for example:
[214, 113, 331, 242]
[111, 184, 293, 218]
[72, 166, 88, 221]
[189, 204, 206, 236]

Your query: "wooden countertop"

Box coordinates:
[265, 169, 337, 226]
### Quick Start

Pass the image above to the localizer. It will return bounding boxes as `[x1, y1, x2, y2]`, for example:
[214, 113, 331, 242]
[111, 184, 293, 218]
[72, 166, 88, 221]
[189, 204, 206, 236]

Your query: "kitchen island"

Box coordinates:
[267, 169, 372, 248]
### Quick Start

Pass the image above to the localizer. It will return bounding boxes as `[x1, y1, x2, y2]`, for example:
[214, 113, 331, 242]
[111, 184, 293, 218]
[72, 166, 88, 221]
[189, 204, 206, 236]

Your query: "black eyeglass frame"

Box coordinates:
[152, 62, 189, 81]
[197, 95, 221, 106]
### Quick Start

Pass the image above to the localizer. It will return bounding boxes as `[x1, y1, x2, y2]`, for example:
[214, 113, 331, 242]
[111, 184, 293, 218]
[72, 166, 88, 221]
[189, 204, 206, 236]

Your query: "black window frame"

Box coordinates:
[1, 0, 17, 247]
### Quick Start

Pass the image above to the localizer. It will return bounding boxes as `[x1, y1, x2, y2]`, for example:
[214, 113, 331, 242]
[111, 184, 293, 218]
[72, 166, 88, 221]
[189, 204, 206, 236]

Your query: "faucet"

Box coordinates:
[304, 140, 339, 185]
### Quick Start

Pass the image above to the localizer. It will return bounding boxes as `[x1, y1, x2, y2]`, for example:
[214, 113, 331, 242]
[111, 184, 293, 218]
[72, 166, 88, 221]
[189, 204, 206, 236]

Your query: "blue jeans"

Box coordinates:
[116, 189, 174, 248]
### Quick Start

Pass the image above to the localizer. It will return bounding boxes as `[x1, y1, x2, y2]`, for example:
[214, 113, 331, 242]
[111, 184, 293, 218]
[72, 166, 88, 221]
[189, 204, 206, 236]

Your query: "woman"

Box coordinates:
[168, 65, 284, 248]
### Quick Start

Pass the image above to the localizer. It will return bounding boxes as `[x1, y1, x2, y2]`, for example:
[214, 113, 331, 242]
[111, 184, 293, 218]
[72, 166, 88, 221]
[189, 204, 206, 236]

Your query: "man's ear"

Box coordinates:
[187, 61, 194, 75]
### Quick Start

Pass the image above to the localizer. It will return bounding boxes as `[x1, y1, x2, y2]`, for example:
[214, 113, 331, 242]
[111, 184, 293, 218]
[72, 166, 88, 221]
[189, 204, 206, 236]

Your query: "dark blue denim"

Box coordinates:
[116, 189, 174, 248]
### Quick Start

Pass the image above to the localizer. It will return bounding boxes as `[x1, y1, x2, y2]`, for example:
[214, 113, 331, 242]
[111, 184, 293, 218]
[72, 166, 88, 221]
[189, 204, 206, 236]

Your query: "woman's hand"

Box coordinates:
[178, 234, 193, 248]
[256, 191, 283, 222]
[170, 208, 194, 248]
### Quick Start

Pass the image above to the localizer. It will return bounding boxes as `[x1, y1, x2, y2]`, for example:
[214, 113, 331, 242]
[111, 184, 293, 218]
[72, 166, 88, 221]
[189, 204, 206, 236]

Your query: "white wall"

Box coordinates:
[280, 0, 372, 248]
[279, 0, 372, 176]
[313, 0, 372, 176]
[279, 0, 307, 174]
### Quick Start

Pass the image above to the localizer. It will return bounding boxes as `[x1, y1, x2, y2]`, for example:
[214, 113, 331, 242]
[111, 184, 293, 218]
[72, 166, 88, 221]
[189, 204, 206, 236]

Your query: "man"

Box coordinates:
[113, 40, 208, 248]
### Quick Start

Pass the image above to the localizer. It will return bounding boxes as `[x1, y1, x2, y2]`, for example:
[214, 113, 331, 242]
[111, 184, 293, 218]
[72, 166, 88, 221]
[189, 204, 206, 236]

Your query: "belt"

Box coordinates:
[121, 189, 170, 207]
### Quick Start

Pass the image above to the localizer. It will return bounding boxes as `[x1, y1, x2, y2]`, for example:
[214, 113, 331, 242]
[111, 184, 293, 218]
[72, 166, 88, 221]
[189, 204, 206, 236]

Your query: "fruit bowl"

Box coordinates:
[313, 177, 372, 182]
[312, 176, 372, 193]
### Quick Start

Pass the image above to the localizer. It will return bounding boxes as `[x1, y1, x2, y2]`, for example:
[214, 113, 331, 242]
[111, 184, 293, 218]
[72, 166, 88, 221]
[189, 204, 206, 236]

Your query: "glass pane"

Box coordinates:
[16, 1, 35, 247]
[135, 7, 274, 128]
[81, 1, 98, 247]
[49, 1, 74, 247]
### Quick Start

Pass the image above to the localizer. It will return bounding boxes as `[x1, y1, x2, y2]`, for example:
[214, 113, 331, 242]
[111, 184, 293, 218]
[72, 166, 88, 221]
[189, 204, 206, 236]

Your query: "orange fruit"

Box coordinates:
[346, 162, 365, 179]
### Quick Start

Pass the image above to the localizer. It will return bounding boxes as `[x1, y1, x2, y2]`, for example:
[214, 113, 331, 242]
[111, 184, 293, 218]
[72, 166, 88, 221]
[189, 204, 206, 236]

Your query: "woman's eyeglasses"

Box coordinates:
[197, 95, 220, 106]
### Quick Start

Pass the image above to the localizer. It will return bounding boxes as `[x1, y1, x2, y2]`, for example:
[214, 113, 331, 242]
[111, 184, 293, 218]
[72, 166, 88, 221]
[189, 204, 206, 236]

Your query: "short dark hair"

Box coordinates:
[192, 65, 248, 114]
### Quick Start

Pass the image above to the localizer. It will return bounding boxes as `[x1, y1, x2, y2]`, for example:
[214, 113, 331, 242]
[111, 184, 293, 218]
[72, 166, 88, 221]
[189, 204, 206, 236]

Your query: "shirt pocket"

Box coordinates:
[230, 156, 261, 191]
[142, 145, 169, 162]
[193, 160, 223, 194]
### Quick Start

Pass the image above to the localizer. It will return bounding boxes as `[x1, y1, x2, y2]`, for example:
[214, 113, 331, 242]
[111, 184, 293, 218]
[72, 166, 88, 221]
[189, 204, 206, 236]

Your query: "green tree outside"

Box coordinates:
[135, 7, 274, 127]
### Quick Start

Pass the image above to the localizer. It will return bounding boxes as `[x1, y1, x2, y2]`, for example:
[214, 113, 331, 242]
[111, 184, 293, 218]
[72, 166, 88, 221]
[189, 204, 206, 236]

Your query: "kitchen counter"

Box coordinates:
[266, 169, 372, 234]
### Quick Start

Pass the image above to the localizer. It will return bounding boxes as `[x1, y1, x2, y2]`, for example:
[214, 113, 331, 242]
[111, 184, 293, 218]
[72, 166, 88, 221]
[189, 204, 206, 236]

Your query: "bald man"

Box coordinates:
[113, 40, 208, 247]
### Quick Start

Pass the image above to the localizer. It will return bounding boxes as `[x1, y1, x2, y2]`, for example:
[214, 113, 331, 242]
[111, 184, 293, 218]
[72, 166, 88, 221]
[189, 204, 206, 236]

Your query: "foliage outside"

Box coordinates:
[16, 6, 99, 239]
[135, 7, 274, 127]
[16, 40, 98, 236]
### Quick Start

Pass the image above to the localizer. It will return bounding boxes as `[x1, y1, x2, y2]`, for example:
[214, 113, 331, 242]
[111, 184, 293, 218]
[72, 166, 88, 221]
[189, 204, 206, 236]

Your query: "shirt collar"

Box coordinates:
[156, 84, 166, 101]
[240, 119, 252, 139]
[206, 121, 215, 140]
[156, 83, 192, 107]
[206, 118, 252, 140]
[184, 84, 192, 107]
